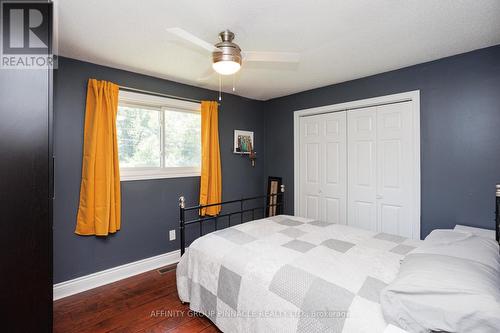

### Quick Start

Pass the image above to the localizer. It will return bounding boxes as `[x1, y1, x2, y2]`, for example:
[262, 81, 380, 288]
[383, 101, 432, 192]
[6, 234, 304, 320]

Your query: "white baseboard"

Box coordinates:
[53, 250, 181, 300]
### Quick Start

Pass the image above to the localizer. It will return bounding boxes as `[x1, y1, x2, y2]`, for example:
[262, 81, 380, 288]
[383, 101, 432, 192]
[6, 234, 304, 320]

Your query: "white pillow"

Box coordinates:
[381, 254, 500, 333]
[381, 230, 500, 333]
[454, 224, 496, 240]
[412, 229, 500, 270]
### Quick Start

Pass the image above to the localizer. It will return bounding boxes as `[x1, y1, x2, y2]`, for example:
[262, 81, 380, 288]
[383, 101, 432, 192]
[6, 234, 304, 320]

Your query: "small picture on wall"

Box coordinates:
[234, 130, 254, 154]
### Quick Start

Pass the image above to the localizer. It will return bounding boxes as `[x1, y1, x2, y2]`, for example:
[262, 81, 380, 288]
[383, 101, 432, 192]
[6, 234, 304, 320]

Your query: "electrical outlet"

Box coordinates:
[169, 230, 176, 241]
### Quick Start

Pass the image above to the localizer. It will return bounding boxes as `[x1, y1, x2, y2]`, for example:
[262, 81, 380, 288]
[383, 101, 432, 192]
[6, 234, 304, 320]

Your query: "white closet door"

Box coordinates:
[299, 115, 321, 220]
[347, 102, 415, 238]
[299, 112, 347, 222]
[347, 107, 377, 231]
[322, 112, 347, 223]
[376, 102, 414, 237]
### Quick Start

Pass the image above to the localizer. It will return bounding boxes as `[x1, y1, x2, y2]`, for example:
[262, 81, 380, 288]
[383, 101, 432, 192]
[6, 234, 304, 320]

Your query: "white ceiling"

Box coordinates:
[56, 0, 500, 100]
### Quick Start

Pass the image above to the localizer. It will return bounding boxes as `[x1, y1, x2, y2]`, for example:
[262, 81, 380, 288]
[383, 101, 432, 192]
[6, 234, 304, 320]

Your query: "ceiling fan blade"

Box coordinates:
[197, 68, 215, 82]
[166, 27, 219, 53]
[242, 51, 300, 63]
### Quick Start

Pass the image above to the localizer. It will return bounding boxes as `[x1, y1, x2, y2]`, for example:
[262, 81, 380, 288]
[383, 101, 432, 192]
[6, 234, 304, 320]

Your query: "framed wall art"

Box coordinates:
[233, 130, 254, 154]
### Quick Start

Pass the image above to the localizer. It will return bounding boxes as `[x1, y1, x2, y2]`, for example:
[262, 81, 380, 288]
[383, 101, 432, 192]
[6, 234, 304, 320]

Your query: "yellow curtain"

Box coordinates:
[199, 101, 222, 216]
[75, 79, 121, 236]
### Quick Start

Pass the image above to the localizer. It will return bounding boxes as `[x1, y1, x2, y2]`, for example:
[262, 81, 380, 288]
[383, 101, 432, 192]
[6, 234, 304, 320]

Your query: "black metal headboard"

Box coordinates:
[178, 185, 285, 255]
[496, 185, 499, 244]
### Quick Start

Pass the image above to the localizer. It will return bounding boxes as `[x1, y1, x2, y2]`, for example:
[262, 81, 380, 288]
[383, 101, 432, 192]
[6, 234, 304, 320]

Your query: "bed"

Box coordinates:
[176, 191, 500, 332]
[176, 214, 422, 332]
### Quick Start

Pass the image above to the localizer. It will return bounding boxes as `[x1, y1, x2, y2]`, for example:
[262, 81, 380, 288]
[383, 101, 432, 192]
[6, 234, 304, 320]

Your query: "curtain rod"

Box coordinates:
[119, 85, 219, 105]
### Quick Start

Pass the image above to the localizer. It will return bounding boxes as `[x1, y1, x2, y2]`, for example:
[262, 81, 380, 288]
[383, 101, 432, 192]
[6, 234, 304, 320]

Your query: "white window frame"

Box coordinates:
[118, 90, 201, 181]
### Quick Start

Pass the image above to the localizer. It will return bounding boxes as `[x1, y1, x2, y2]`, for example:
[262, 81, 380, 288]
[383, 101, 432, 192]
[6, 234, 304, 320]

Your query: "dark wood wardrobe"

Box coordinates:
[0, 65, 53, 332]
[0, 7, 53, 330]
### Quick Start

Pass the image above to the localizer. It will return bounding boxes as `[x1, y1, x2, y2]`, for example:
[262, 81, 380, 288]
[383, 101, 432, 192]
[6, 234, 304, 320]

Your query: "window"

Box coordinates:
[117, 90, 201, 181]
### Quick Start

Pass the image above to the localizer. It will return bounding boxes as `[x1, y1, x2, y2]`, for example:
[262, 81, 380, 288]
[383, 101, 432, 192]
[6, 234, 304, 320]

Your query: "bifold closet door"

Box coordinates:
[348, 102, 415, 238]
[376, 102, 414, 237]
[347, 107, 378, 231]
[299, 111, 347, 223]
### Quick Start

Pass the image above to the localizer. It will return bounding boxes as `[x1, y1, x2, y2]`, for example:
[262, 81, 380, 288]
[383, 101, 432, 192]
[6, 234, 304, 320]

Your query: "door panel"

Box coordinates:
[326, 118, 340, 135]
[355, 141, 375, 186]
[323, 112, 347, 224]
[299, 111, 347, 223]
[305, 122, 319, 137]
[354, 201, 374, 231]
[356, 115, 373, 132]
[325, 197, 340, 224]
[348, 107, 377, 231]
[325, 142, 340, 184]
[376, 102, 414, 238]
[299, 116, 321, 219]
[381, 141, 401, 188]
[305, 143, 319, 183]
[306, 195, 320, 220]
[380, 204, 401, 234]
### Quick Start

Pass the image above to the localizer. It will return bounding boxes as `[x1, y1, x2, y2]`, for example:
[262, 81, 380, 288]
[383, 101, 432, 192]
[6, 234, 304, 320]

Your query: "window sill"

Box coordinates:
[120, 168, 200, 182]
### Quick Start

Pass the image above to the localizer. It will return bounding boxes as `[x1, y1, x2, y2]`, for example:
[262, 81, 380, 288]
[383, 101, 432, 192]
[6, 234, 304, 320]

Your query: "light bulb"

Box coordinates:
[212, 60, 241, 75]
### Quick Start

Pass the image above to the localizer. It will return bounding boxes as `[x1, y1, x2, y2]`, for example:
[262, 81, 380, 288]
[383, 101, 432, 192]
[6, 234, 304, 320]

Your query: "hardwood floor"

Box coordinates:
[54, 265, 220, 333]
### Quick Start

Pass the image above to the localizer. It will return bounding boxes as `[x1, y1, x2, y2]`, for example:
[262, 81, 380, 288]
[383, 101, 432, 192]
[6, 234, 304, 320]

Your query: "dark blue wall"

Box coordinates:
[53, 57, 265, 283]
[264, 45, 500, 238]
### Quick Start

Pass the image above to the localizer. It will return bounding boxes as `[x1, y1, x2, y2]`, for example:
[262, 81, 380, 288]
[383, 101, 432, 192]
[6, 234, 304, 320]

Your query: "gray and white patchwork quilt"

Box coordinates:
[176, 215, 422, 333]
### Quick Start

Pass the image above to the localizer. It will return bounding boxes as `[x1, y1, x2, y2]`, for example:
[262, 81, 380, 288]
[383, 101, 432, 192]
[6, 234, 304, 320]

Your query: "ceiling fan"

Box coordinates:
[166, 28, 300, 76]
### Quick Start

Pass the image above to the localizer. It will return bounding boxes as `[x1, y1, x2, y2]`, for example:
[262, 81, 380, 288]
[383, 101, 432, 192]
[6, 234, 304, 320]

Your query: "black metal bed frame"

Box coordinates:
[179, 185, 500, 255]
[179, 185, 285, 255]
[496, 193, 499, 244]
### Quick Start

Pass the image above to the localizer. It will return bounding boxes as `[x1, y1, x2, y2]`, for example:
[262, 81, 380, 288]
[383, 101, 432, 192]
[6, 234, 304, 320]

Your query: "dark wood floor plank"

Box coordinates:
[200, 325, 222, 333]
[69, 282, 178, 330]
[54, 271, 159, 314]
[56, 270, 173, 315]
[73, 288, 180, 333]
[136, 309, 200, 333]
[166, 317, 212, 333]
[54, 267, 219, 333]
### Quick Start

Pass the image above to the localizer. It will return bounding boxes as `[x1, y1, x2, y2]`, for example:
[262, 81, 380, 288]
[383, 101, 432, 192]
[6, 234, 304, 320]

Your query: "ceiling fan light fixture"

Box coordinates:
[166, 27, 301, 80]
[212, 30, 242, 75]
